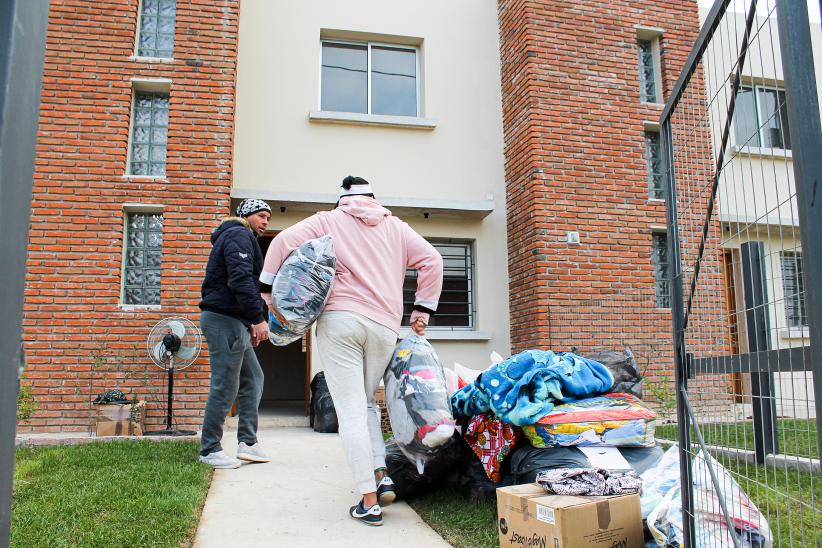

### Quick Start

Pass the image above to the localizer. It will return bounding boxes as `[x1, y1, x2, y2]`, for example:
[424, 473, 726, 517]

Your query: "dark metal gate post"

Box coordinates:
[0, 1, 50, 546]
[739, 242, 778, 463]
[661, 119, 695, 548]
[777, 0, 822, 461]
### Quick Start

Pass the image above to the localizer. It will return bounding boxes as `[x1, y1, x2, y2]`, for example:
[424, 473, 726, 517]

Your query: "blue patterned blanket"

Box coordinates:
[450, 350, 614, 426]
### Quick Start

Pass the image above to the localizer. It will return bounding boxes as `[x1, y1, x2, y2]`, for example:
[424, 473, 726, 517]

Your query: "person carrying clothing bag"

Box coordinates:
[198, 199, 272, 469]
[260, 176, 443, 526]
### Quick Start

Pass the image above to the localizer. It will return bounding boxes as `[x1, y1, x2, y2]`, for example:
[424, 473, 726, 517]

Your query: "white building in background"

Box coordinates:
[231, 0, 510, 413]
[700, 2, 819, 419]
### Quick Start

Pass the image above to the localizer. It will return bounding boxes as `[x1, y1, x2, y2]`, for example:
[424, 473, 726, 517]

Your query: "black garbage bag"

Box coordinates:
[506, 444, 664, 485]
[385, 434, 465, 500]
[309, 372, 338, 433]
[453, 448, 502, 503]
[584, 348, 644, 398]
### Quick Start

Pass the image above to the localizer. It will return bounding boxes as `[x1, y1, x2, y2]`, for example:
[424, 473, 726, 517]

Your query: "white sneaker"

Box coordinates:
[237, 442, 271, 463]
[199, 450, 242, 469]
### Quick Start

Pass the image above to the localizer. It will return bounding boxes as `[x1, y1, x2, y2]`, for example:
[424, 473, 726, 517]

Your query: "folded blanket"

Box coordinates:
[450, 350, 613, 426]
[522, 393, 657, 447]
[536, 468, 643, 496]
[462, 413, 521, 482]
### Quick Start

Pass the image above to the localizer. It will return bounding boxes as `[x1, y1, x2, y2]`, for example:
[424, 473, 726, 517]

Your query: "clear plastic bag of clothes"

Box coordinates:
[640, 445, 773, 547]
[384, 334, 457, 474]
[268, 236, 336, 346]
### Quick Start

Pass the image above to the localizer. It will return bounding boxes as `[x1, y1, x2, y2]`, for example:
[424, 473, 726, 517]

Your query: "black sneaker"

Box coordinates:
[349, 500, 383, 526]
[376, 476, 396, 507]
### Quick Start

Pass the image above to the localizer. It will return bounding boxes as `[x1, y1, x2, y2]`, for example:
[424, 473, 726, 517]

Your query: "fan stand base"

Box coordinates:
[144, 429, 197, 437]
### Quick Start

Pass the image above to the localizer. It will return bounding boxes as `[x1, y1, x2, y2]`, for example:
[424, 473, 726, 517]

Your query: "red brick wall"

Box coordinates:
[20, 0, 239, 432]
[498, 1, 707, 399]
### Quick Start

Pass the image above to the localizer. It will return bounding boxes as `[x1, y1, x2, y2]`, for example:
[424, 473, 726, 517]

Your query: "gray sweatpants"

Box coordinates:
[199, 310, 264, 456]
[316, 311, 397, 495]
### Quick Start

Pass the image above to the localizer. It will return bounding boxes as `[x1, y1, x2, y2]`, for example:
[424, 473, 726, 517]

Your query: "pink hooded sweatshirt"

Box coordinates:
[260, 196, 443, 333]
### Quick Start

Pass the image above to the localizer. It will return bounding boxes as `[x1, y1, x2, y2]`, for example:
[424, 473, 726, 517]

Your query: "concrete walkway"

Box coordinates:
[193, 427, 450, 548]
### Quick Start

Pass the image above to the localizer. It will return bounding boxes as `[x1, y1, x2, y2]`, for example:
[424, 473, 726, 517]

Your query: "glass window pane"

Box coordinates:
[734, 86, 759, 147]
[132, 144, 149, 162]
[148, 214, 163, 230]
[134, 107, 151, 126]
[321, 43, 367, 113]
[139, 32, 156, 52]
[130, 92, 169, 176]
[758, 87, 791, 150]
[143, 0, 158, 16]
[149, 162, 166, 176]
[645, 131, 664, 200]
[402, 241, 472, 327]
[159, 0, 176, 17]
[653, 233, 670, 308]
[146, 249, 162, 267]
[371, 47, 417, 116]
[127, 249, 144, 267]
[126, 268, 144, 286]
[124, 212, 163, 305]
[133, 127, 150, 144]
[125, 288, 143, 304]
[638, 39, 658, 103]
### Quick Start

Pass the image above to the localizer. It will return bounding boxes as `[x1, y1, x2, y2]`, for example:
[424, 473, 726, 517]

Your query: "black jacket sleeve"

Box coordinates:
[223, 228, 266, 325]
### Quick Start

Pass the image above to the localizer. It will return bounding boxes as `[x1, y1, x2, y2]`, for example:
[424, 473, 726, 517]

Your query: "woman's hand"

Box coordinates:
[411, 317, 427, 336]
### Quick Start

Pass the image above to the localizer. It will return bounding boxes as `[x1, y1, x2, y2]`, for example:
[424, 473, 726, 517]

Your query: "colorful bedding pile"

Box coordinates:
[522, 392, 657, 448]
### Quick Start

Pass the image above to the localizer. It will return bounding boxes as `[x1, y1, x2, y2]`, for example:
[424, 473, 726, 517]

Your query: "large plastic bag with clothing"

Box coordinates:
[309, 372, 338, 433]
[268, 235, 336, 346]
[384, 334, 457, 474]
[583, 348, 644, 398]
[640, 445, 773, 547]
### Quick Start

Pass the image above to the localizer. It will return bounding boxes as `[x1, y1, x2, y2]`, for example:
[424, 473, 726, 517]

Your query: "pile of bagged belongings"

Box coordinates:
[383, 344, 772, 547]
[267, 235, 336, 346]
[387, 346, 662, 502]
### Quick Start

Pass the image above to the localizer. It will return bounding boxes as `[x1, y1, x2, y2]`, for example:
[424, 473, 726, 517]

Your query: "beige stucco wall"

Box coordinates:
[233, 0, 511, 376]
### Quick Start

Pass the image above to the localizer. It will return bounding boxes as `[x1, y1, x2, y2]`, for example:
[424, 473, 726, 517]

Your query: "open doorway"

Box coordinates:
[255, 235, 309, 417]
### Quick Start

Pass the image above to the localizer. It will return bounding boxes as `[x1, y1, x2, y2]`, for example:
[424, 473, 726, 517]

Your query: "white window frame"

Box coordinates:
[735, 83, 791, 152]
[636, 26, 664, 105]
[120, 204, 165, 309]
[318, 39, 421, 118]
[125, 78, 171, 179]
[403, 239, 476, 331]
[652, 231, 671, 309]
[133, 0, 176, 61]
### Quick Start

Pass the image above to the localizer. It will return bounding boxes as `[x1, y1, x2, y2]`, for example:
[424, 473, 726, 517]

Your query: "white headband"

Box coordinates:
[339, 183, 374, 197]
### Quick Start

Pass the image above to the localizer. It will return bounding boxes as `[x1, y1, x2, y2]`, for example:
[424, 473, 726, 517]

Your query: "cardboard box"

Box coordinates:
[95, 401, 145, 436]
[496, 483, 643, 548]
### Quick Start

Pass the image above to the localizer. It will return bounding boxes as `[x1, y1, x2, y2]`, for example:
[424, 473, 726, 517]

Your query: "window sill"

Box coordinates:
[646, 197, 666, 204]
[130, 55, 175, 64]
[732, 145, 793, 159]
[397, 328, 491, 341]
[119, 175, 168, 182]
[641, 101, 665, 107]
[780, 327, 809, 340]
[309, 110, 437, 130]
[119, 304, 161, 311]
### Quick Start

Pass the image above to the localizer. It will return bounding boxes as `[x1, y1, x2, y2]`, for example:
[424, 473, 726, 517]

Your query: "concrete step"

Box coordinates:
[224, 414, 309, 430]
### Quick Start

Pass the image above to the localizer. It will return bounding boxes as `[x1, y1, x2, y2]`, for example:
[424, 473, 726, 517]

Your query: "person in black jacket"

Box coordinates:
[198, 199, 272, 469]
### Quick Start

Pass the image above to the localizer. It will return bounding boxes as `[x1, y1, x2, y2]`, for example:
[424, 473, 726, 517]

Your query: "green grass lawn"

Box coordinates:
[718, 456, 822, 548]
[408, 491, 499, 548]
[656, 419, 819, 459]
[12, 440, 212, 547]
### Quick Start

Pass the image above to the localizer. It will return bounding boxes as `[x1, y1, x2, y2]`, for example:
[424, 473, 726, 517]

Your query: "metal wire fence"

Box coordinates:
[661, 0, 821, 545]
